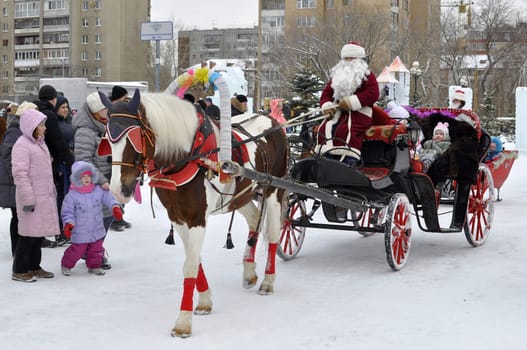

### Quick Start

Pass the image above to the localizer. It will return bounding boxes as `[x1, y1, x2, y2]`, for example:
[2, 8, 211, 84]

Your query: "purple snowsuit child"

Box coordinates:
[61, 161, 122, 276]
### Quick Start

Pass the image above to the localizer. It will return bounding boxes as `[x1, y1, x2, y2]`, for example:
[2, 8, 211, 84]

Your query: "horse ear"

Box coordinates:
[128, 89, 141, 113]
[98, 91, 112, 109]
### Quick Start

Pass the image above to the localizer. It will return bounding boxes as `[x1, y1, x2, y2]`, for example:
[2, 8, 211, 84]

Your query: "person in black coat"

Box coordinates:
[231, 94, 248, 116]
[204, 97, 220, 121]
[0, 102, 35, 255]
[421, 113, 480, 229]
[34, 85, 75, 247]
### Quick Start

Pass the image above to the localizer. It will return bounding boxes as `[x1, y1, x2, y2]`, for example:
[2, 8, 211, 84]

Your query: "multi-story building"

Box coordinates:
[258, 0, 441, 105]
[177, 27, 258, 71]
[0, 0, 151, 101]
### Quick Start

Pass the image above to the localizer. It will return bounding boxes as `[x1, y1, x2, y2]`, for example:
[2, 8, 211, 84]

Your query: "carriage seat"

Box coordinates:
[360, 123, 407, 178]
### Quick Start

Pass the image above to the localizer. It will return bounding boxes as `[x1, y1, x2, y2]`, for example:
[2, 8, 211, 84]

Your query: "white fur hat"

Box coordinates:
[86, 91, 106, 113]
[389, 106, 409, 119]
[433, 122, 450, 140]
[452, 89, 466, 102]
[341, 41, 366, 59]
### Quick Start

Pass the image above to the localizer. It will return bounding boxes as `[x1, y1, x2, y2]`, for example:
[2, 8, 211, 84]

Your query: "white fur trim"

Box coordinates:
[341, 43, 366, 58]
[321, 101, 334, 110]
[348, 95, 362, 111]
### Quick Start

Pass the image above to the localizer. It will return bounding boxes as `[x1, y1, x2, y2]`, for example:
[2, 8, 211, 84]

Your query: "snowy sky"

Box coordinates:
[150, 0, 258, 30]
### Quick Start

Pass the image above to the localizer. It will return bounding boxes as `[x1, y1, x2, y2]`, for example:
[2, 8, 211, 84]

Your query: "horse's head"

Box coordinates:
[98, 89, 154, 203]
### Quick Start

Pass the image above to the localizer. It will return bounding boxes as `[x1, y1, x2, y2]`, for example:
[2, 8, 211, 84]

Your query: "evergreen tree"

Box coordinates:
[288, 68, 324, 117]
[480, 90, 499, 135]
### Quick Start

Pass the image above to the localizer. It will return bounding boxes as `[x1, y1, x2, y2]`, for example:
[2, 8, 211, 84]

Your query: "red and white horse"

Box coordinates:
[99, 90, 288, 337]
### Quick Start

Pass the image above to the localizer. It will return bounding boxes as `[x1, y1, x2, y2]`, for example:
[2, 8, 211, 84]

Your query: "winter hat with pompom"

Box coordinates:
[433, 122, 450, 141]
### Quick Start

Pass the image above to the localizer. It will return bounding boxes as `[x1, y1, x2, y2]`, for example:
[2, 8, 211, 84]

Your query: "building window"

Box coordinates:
[95, 17, 101, 26]
[82, 35, 88, 44]
[297, 0, 316, 9]
[3, 71, 8, 79]
[2, 55, 7, 63]
[81, 51, 88, 61]
[2, 39, 8, 47]
[48, 0, 66, 10]
[15, 2, 40, 17]
[94, 67, 102, 77]
[94, 0, 102, 10]
[343, 0, 352, 5]
[82, 1, 88, 11]
[2, 23, 7, 31]
[326, 0, 334, 8]
[264, 16, 284, 28]
[82, 18, 88, 27]
[2, 7, 7, 16]
[95, 51, 101, 60]
[297, 16, 317, 27]
[95, 33, 102, 44]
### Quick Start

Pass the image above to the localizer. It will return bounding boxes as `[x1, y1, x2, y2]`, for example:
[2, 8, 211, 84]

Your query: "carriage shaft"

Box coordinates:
[221, 161, 366, 211]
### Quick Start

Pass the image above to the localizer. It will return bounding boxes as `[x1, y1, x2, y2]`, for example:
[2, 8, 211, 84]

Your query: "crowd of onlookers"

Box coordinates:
[0, 85, 132, 282]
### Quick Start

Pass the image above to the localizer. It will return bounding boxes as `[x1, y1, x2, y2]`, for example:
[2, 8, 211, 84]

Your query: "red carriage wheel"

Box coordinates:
[464, 165, 495, 247]
[384, 193, 412, 271]
[278, 194, 307, 260]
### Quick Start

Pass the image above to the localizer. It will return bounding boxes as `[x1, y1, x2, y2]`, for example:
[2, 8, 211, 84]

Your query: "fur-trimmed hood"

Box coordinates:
[70, 160, 99, 187]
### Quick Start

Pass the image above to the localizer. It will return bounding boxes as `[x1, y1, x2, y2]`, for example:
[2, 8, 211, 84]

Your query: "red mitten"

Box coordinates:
[112, 206, 123, 221]
[64, 223, 74, 239]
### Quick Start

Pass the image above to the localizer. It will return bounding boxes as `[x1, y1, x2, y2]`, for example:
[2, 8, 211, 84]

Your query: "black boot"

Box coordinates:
[450, 182, 471, 229]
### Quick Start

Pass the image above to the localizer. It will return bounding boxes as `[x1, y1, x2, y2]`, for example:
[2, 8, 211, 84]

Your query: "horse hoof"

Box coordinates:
[194, 306, 212, 315]
[257, 285, 274, 295]
[243, 276, 257, 289]
[171, 327, 192, 338]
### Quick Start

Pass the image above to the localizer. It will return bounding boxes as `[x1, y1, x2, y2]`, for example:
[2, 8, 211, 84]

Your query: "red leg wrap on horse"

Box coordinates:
[265, 243, 277, 275]
[243, 231, 259, 263]
[196, 264, 209, 293]
[180, 278, 196, 311]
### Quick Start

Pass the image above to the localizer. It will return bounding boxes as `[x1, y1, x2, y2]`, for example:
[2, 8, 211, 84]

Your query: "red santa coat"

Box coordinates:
[317, 72, 379, 159]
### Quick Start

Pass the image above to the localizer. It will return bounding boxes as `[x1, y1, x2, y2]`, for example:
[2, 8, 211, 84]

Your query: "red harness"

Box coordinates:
[148, 112, 249, 191]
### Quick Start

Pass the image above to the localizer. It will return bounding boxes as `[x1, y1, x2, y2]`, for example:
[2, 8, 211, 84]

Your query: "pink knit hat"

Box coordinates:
[433, 122, 450, 141]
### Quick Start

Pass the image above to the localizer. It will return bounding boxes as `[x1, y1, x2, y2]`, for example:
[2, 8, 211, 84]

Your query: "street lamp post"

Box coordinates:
[410, 61, 422, 107]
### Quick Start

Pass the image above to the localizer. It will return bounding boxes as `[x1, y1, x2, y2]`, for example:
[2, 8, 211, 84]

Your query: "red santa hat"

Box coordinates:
[452, 89, 466, 102]
[340, 41, 366, 59]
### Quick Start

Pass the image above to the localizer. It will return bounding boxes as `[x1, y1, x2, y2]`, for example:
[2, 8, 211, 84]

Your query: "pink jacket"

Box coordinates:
[12, 109, 60, 237]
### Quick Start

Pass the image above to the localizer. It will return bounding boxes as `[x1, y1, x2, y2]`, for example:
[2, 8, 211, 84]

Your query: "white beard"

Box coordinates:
[330, 59, 370, 101]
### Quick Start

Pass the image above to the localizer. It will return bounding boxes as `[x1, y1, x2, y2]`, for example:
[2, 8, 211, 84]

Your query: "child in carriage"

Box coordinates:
[418, 122, 451, 172]
[485, 136, 503, 162]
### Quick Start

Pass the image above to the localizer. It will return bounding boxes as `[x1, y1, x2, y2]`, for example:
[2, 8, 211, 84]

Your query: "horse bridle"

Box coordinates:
[107, 111, 155, 184]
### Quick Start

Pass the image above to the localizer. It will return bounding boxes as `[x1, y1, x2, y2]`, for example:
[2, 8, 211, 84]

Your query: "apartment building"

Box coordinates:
[177, 27, 258, 71]
[0, 0, 151, 101]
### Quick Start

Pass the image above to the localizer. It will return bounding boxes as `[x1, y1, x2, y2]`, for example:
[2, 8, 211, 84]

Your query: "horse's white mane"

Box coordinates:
[140, 92, 199, 162]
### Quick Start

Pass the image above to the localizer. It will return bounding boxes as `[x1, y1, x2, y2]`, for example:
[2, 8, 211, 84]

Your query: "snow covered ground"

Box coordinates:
[1, 152, 526, 350]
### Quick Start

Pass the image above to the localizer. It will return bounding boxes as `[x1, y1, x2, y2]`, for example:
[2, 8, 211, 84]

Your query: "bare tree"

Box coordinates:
[261, 7, 391, 102]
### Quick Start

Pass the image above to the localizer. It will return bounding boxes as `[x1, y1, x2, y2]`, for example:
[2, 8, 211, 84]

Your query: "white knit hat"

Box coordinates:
[433, 122, 450, 141]
[341, 41, 366, 59]
[86, 91, 106, 113]
[452, 89, 466, 102]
